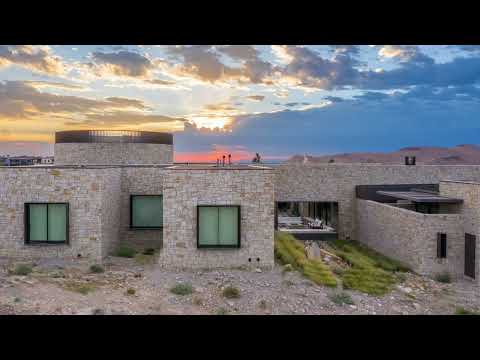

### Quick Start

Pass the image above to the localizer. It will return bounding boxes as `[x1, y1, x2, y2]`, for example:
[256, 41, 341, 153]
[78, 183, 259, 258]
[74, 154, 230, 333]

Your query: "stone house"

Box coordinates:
[0, 130, 479, 285]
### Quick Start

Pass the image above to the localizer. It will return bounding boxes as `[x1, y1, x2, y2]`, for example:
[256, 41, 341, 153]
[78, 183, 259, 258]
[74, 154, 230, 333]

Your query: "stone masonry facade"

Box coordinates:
[2, 149, 480, 278]
[55, 143, 173, 165]
[0, 166, 122, 262]
[356, 199, 463, 277]
[440, 180, 480, 282]
[159, 167, 275, 269]
[274, 163, 480, 241]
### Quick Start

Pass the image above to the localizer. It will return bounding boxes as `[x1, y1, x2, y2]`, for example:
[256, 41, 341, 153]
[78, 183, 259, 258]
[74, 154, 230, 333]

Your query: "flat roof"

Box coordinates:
[55, 130, 173, 145]
[376, 190, 463, 204]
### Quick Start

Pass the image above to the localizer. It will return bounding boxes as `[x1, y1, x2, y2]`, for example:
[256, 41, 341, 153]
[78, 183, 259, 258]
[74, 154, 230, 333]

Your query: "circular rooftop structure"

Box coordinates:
[54, 130, 174, 165]
[55, 130, 173, 145]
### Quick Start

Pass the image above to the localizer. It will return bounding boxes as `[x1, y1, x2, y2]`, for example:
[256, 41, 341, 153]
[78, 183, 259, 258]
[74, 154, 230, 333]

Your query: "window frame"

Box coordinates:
[129, 194, 164, 230]
[24, 202, 69, 245]
[437, 232, 447, 259]
[197, 205, 241, 249]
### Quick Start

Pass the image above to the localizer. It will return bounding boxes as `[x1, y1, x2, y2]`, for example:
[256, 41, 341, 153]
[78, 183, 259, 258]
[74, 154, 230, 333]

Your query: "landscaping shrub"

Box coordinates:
[222, 286, 241, 299]
[329, 239, 402, 296]
[13, 264, 32, 276]
[143, 248, 155, 255]
[64, 281, 96, 295]
[455, 307, 479, 315]
[89, 264, 104, 273]
[126, 288, 136, 295]
[216, 307, 228, 315]
[170, 282, 194, 295]
[275, 231, 337, 287]
[435, 272, 451, 283]
[329, 292, 355, 306]
[114, 246, 137, 258]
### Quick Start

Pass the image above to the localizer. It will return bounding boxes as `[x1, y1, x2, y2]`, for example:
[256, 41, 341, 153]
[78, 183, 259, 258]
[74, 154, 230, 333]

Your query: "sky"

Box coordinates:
[1, 45, 480, 162]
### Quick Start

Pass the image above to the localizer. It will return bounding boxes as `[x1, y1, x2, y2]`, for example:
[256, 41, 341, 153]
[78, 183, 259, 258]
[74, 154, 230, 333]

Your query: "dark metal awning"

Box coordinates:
[376, 190, 463, 204]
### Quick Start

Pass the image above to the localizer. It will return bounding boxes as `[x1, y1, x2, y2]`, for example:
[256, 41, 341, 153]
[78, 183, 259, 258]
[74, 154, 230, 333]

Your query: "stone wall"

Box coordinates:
[0, 167, 122, 262]
[160, 167, 275, 269]
[100, 168, 122, 257]
[118, 167, 166, 250]
[274, 163, 480, 240]
[356, 199, 463, 276]
[54, 143, 173, 165]
[440, 180, 480, 283]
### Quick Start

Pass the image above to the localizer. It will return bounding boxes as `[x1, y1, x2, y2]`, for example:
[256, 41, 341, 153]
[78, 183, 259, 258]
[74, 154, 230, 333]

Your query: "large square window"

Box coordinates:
[130, 195, 163, 228]
[25, 203, 69, 244]
[197, 205, 240, 248]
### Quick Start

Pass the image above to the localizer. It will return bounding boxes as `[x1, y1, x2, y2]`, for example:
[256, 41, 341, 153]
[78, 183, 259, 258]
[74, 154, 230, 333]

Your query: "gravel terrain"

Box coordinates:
[0, 256, 478, 315]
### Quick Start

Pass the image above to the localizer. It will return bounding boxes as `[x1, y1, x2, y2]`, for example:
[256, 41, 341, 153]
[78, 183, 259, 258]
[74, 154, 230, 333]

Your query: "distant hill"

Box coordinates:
[286, 144, 480, 165]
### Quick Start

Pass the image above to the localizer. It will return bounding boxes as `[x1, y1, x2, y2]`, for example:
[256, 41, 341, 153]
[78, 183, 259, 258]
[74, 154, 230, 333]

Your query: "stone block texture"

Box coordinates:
[274, 164, 480, 241]
[54, 143, 173, 165]
[0, 167, 121, 262]
[118, 166, 166, 249]
[159, 168, 275, 269]
[441, 180, 480, 283]
[356, 199, 463, 276]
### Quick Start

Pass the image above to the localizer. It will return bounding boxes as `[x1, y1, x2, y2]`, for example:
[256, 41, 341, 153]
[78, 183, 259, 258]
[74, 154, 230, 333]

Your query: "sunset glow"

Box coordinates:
[1, 45, 480, 159]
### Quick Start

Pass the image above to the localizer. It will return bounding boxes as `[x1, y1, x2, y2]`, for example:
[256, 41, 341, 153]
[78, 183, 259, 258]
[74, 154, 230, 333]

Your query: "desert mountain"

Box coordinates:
[286, 144, 480, 165]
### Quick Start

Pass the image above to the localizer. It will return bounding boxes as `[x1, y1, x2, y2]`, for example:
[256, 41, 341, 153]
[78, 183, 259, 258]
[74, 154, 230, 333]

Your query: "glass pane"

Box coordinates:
[29, 204, 47, 241]
[48, 204, 67, 242]
[198, 207, 219, 246]
[132, 196, 163, 227]
[219, 207, 239, 246]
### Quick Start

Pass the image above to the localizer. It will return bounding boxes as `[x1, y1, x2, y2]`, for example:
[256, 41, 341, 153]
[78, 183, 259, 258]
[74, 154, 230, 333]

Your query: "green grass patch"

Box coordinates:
[455, 307, 479, 315]
[274, 231, 337, 288]
[134, 253, 156, 265]
[126, 288, 136, 295]
[89, 264, 104, 274]
[329, 239, 407, 296]
[435, 272, 451, 283]
[170, 282, 194, 296]
[329, 292, 355, 306]
[222, 286, 241, 299]
[114, 246, 137, 258]
[64, 281, 96, 295]
[12, 264, 33, 276]
[143, 248, 156, 255]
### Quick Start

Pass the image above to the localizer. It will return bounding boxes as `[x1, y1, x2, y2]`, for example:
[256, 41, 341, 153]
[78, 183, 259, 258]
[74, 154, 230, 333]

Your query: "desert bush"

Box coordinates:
[170, 283, 194, 295]
[114, 246, 137, 258]
[89, 264, 104, 273]
[435, 272, 451, 283]
[13, 264, 32, 276]
[329, 292, 355, 306]
[222, 286, 241, 299]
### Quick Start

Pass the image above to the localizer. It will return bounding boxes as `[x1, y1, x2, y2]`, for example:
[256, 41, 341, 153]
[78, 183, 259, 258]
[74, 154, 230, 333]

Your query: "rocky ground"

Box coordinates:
[0, 256, 478, 315]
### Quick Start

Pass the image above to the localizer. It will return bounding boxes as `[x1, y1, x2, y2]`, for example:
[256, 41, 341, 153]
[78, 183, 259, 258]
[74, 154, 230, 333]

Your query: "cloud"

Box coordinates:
[0, 81, 149, 119]
[22, 81, 86, 90]
[0, 45, 65, 75]
[162, 45, 274, 85]
[277, 45, 362, 90]
[89, 50, 155, 77]
[378, 45, 433, 64]
[216, 45, 259, 61]
[330, 45, 360, 56]
[174, 88, 480, 158]
[145, 79, 176, 86]
[203, 102, 238, 112]
[68, 112, 186, 127]
[455, 45, 480, 52]
[245, 95, 265, 102]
